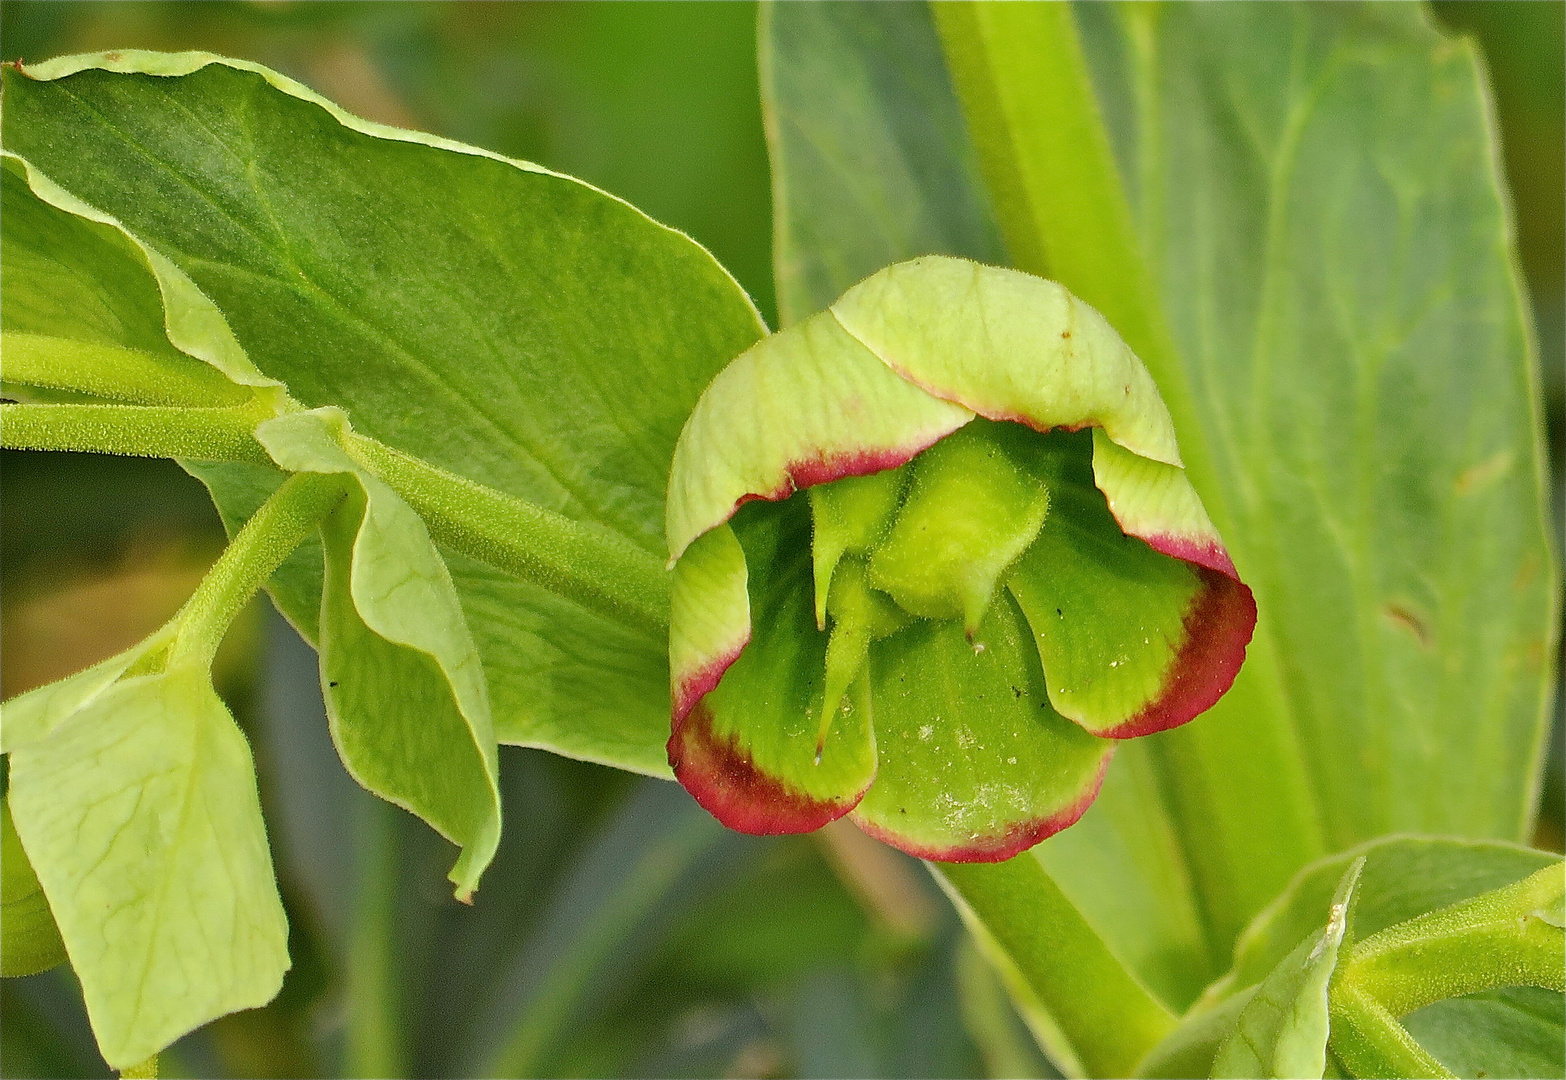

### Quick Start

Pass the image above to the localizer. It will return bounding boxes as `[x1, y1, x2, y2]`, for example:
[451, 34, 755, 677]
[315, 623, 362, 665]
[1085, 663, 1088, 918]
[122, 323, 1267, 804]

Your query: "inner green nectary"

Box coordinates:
[806, 420, 1061, 755]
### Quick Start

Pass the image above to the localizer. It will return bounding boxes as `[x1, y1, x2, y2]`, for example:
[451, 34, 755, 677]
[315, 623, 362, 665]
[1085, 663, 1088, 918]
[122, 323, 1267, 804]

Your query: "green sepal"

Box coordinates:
[669, 501, 876, 834]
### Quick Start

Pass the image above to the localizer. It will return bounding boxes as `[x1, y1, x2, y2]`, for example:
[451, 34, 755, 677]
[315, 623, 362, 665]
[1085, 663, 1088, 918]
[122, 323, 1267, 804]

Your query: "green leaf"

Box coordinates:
[1142, 836, 1564, 1079]
[1217, 837, 1560, 1001]
[255, 408, 501, 899]
[1, 51, 766, 776]
[1210, 857, 1362, 1080]
[1, 795, 66, 978]
[5, 666, 288, 1069]
[759, 0, 1004, 326]
[0, 151, 279, 394]
[1401, 987, 1565, 1080]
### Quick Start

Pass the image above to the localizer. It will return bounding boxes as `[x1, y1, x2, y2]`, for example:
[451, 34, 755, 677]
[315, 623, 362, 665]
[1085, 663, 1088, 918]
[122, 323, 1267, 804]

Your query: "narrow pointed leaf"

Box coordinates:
[256, 409, 501, 897]
[5, 667, 288, 1069]
[1210, 858, 1362, 1079]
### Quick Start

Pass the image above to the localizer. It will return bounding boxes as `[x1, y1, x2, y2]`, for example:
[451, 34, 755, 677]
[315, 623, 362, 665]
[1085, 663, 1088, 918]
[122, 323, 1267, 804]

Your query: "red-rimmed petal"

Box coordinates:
[666, 308, 972, 564]
[668, 501, 877, 834]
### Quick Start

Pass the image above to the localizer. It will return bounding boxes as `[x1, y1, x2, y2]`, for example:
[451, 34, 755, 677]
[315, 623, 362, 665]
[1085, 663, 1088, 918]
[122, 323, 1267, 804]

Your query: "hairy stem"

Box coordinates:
[934, 857, 1176, 1078]
[1, 401, 275, 465]
[1336, 863, 1565, 1015]
[1327, 983, 1455, 1080]
[347, 435, 671, 635]
[1, 332, 252, 407]
[169, 471, 349, 669]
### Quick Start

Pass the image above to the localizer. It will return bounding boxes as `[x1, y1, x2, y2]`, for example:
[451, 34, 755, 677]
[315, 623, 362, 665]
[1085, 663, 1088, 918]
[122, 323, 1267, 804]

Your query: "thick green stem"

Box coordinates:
[1, 401, 275, 465]
[933, 0, 1328, 946]
[1327, 983, 1455, 1080]
[169, 471, 349, 669]
[2, 332, 251, 407]
[347, 435, 670, 635]
[929, 2, 1209, 498]
[346, 797, 406, 1080]
[1336, 864, 1565, 1015]
[934, 858, 1176, 1078]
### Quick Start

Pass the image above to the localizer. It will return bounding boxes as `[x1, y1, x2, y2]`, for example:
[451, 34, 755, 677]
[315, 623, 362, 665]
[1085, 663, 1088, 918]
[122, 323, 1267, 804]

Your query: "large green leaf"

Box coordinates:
[0, 51, 767, 776]
[765, 3, 1558, 1026]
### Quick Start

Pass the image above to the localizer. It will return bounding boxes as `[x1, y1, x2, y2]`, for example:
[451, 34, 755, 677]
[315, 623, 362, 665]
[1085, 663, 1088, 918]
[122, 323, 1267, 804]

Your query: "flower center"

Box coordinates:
[807, 420, 1052, 755]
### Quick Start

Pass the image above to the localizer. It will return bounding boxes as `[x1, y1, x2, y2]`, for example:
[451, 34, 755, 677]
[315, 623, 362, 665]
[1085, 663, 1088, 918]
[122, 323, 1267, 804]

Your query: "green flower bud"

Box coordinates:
[666, 257, 1255, 861]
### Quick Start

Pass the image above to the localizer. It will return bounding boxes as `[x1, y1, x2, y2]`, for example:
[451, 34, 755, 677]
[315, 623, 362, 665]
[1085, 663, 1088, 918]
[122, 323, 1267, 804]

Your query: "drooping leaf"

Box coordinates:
[0, 151, 279, 394]
[0, 51, 767, 776]
[5, 666, 288, 1069]
[0, 163, 248, 408]
[1210, 857, 1362, 1079]
[255, 408, 501, 899]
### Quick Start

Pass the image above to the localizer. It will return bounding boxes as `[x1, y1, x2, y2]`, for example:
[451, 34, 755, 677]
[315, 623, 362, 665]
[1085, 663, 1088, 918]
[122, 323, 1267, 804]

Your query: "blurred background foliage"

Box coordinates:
[0, 3, 1559, 1077]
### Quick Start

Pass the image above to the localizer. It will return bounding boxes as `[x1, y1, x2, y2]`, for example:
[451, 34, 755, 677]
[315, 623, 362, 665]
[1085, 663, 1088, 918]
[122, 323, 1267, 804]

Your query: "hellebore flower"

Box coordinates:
[665, 257, 1256, 862]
